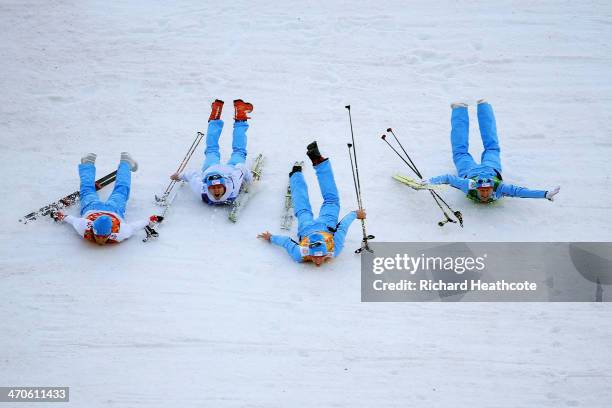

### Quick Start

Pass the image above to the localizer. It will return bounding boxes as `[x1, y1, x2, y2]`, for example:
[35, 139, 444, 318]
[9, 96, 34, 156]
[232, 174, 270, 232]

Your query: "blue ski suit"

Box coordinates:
[429, 102, 548, 201]
[270, 159, 357, 263]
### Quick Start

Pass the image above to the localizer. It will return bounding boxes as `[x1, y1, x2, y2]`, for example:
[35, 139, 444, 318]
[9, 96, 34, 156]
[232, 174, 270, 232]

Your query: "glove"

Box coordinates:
[545, 186, 560, 201]
[52, 211, 66, 222]
[149, 215, 165, 223]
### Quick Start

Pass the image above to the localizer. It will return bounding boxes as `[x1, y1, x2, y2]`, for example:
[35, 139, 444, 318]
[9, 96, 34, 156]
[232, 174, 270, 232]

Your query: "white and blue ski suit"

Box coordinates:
[429, 102, 548, 202]
[64, 161, 149, 243]
[270, 159, 357, 263]
[181, 119, 252, 205]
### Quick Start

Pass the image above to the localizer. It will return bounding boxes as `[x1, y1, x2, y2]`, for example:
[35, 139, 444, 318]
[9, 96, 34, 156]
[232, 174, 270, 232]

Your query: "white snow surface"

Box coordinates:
[2, 1, 612, 407]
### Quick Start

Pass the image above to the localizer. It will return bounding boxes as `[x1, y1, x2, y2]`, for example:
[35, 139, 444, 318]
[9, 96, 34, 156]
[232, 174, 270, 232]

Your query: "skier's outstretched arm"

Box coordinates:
[115, 218, 151, 242]
[332, 211, 358, 257]
[62, 215, 89, 237]
[429, 174, 472, 194]
[175, 171, 203, 195]
[259, 232, 303, 263]
[497, 182, 551, 199]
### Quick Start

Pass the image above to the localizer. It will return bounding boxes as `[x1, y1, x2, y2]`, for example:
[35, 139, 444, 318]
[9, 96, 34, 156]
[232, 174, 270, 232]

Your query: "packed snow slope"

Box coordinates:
[2, 1, 612, 407]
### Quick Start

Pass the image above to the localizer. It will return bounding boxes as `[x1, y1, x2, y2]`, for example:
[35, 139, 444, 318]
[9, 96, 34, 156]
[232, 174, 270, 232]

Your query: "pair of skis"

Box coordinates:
[19, 170, 118, 224]
[382, 128, 463, 227]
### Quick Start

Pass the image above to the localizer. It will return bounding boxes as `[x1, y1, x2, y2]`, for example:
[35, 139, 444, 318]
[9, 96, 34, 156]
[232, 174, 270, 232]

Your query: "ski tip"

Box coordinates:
[386, 127, 393, 132]
[347, 143, 353, 148]
[345, 105, 351, 110]
[381, 134, 386, 139]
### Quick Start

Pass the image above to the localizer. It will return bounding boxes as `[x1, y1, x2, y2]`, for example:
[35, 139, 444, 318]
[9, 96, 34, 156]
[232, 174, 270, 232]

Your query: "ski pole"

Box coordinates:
[161, 133, 199, 196]
[345, 105, 363, 198]
[347, 144, 374, 253]
[347, 143, 362, 209]
[167, 131, 204, 193]
[388, 127, 462, 226]
[381, 128, 463, 227]
[345, 106, 374, 253]
[157, 131, 204, 204]
[387, 128, 423, 178]
[380, 134, 419, 176]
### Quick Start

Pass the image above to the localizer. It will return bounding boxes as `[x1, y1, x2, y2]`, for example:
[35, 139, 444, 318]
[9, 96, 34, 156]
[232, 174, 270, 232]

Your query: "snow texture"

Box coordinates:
[1, 1, 612, 406]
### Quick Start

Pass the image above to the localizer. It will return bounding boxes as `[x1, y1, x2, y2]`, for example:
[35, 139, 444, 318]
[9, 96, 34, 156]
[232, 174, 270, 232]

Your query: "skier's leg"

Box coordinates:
[290, 171, 315, 236]
[313, 159, 340, 229]
[227, 120, 248, 165]
[450, 106, 476, 178]
[79, 163, 100, 216]
[202, 119, 223, 171]
[106, 161, 131, 218]
[477, 101, 502, 172]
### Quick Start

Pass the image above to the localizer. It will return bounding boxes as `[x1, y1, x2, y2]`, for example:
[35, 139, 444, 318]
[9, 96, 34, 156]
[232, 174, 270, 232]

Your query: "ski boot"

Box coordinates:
[306, 141, 327, 166]
[234, 99, 253, 121]
[209, 99, 224, 122]
[81, 153, 97, 165]
[120, 152, 138, 172]
[450, 102, 468, 109]
[289, 162, 303, 177]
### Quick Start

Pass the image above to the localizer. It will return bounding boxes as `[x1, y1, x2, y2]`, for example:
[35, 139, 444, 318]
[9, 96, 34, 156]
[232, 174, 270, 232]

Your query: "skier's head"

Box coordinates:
[92, 215, 112, 245]
[307, 233, 331, 267]
[205, 173, 229, 201]
[208, 184, 227, 200]
[475, 178, 494, 202]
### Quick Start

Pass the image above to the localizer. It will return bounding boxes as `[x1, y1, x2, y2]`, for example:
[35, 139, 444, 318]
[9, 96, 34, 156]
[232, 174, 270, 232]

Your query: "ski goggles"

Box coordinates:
[205, 173, 226, 187]
[475, 178, 493, 188]
[308, 241, 329, 257]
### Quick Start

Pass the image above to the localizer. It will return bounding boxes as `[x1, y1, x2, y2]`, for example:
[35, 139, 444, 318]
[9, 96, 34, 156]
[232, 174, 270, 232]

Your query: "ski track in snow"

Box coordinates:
[1, 1, 612, 407]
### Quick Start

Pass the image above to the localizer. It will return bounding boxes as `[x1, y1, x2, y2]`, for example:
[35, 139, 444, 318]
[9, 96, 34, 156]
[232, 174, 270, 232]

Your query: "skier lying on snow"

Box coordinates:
[427, 100, 560, 203]
[55, 153, 156, 245]
[171, 99, 254, 205]
[258, 142, 366, 267]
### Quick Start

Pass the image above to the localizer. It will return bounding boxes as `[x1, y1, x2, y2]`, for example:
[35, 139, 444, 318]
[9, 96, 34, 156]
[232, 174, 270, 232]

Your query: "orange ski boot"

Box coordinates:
[208, 99, 224, 122]
[233, 99, 253, 121]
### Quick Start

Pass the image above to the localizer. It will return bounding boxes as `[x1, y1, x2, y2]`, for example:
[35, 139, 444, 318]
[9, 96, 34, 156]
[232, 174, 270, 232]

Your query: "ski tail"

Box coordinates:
[280, 160, 303, 230]
[393, 174, 443, 191]
[228, 154, 265, 223]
